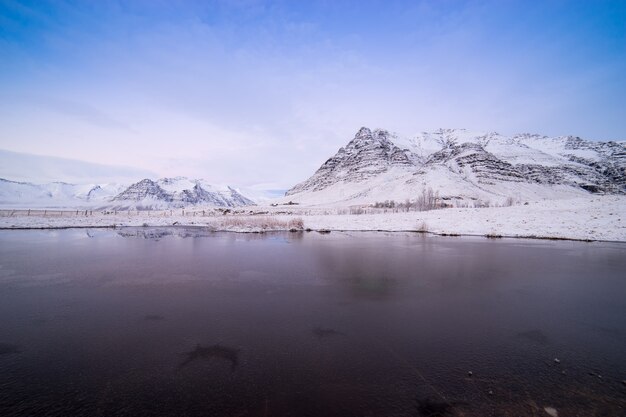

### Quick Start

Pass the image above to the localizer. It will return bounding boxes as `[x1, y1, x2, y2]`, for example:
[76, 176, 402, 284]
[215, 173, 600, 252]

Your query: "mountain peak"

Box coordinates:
[286, 128, 414, 196]
[348, 128, 395, 149]
[355, 127, 372, 138]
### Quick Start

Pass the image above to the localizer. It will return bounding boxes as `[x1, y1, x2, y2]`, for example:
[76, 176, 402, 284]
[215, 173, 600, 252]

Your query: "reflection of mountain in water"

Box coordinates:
[117, 229, 175, 239]
[311, 242, 399, 299]
[348, 275, 396, 299]
[115, 227, 296, 241]
[116, 227, 217, 240]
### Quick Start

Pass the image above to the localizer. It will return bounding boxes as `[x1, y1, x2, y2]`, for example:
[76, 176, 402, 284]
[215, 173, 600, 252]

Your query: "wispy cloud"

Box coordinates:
[31, 96, 132, 131]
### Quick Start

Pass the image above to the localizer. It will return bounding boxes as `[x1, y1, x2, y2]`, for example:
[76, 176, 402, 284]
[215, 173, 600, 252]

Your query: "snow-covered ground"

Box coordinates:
[1, 196, 624, 242]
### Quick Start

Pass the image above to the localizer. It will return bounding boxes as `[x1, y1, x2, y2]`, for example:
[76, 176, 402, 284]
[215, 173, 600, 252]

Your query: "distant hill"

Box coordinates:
[110, 177, 254, 209]
[0, 177, 255, 209]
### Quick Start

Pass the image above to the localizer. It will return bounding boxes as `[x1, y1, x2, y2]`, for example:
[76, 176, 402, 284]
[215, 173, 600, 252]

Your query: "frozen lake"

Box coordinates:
[0, 229, 625, 416]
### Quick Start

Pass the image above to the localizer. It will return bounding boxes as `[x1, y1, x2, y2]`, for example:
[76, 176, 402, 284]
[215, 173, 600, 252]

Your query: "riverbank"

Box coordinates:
[1, 196, 624, 242]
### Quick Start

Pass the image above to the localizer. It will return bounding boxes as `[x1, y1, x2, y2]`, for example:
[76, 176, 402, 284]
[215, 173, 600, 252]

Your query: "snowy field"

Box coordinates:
[0, 195, 624, 242]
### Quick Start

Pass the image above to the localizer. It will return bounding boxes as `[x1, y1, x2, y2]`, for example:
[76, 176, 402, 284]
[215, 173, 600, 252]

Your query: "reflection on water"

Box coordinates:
[0, 228, 625, 416]
[179, 344, 240, 371]
[116, 228, 217, 240]
[312, 327, 345, 339]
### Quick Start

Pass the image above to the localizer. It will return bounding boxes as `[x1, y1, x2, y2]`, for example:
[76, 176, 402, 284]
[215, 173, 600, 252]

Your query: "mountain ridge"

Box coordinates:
[284, 127, 625, 205]
[111, 177, 254, 209]
[0, 176, 255, 209]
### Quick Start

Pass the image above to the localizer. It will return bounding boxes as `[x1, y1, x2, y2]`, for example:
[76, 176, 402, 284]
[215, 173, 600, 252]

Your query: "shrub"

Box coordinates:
[416, 221, 429, 233]
[217, 216, 304, 231]
[503, 196, 515, 207]
[288, 218, 304, 230]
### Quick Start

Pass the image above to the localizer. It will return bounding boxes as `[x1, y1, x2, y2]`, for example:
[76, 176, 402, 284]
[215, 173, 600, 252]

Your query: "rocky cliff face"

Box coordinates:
[426, 142, 526, 184]
[285, 127, 625, 204]
[288, 128, 416, 195]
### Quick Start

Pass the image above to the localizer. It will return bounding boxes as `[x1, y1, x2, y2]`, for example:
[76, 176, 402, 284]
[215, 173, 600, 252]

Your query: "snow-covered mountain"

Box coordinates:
[0, 178, 125, 208]
[111, 177, 254, 209]
[283, 127, 625, 206]
[0, 177, 255, 209]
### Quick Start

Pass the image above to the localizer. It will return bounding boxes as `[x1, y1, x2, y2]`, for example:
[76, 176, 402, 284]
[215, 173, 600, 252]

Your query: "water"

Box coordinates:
[0, 228, 625, 416]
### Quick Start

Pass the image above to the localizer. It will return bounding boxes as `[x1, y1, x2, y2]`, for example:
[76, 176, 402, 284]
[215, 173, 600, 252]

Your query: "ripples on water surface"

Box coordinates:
[0, 228, 625, 416]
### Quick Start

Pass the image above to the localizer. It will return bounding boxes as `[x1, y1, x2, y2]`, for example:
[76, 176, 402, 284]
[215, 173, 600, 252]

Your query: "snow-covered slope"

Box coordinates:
[110, 177, 254, 209]
[0, 178, 125, 208]
[0, 177, 255, 209]
[283, 127, 625, 206]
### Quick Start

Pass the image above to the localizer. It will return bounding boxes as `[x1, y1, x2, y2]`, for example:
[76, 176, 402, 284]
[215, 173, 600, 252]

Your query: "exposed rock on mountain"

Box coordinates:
[285, 127, 625, 205]
[288, 128, 416, 195]
[426, 142, 526, 184]
[114, 179, 171, 202]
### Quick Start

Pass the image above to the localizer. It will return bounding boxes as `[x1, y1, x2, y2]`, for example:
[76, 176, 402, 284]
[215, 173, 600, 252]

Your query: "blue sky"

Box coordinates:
[0, 0, 625, 189]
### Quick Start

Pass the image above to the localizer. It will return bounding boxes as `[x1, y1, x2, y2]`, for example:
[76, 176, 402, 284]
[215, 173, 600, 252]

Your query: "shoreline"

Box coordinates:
[0, 224, 621, 244]
[1, 196, 625, 242]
